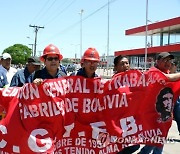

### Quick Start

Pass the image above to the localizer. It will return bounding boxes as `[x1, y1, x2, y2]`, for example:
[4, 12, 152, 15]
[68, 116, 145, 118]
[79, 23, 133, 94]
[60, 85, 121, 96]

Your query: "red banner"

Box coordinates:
[0, 70, 179, 153]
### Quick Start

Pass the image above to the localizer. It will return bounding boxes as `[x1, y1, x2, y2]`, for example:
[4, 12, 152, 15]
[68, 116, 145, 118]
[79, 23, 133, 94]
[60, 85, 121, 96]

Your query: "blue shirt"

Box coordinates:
[10, 67, 34, 87]
[0, 70, 8, 88]
[60, 64, 67, 75]
[33, 67, 66, 80]
[71, 68, 98, 78]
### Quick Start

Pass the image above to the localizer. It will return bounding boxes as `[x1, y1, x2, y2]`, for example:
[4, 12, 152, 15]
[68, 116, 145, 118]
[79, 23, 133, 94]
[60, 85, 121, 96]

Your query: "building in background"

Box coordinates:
[115, 16, 180, 70]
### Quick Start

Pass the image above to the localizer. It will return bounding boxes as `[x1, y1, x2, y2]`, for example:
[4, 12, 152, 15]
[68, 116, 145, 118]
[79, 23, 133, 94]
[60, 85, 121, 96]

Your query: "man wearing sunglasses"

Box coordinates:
[71, 47, 100, 78]
[139, 52, 174, 154]
[33, 44, 66, 84]
[155, 52, 174, 74]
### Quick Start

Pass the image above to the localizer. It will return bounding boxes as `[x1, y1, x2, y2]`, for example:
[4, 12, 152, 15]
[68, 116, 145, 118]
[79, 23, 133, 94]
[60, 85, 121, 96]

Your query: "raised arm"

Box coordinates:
[164, 72, 180, 81]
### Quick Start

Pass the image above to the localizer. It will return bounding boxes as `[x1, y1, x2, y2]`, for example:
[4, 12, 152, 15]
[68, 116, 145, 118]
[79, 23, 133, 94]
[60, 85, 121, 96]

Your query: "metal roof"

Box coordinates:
[115, 44, 180, 56]
[125, 16, 180, 36]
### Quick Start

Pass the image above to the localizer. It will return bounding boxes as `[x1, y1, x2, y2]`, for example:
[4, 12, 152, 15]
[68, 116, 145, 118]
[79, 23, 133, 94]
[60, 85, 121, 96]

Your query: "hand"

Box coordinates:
[33, 78, 43, 85]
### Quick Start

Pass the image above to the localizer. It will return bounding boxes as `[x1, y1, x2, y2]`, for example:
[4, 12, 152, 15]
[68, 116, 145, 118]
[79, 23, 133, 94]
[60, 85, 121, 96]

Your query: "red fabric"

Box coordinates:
[0, 70, 179, 153]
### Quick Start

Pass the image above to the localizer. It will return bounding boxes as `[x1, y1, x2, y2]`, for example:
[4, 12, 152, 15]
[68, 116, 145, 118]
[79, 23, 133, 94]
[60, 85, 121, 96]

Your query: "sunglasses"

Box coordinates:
[84, 60, 99, 65]
[46, 57, 59, 61]
[162, 59, 173, 63]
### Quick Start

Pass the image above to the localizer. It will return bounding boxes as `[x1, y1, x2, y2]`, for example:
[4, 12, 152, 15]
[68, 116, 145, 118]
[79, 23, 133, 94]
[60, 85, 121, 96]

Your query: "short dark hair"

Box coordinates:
[114, 55, 128, 66]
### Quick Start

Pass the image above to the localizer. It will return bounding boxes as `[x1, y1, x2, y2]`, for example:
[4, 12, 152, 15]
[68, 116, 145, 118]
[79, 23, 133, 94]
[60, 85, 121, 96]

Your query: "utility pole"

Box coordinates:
[29, 25, 44, 56]
[79, 9, 84, 58]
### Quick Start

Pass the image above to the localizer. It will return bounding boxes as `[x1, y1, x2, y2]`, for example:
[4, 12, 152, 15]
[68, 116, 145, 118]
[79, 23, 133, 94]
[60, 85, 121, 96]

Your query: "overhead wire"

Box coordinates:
[30, 0, 51, 24]
[39, 0, 120, 44]
[43, 0, 77, 26]
[30, 0, 59, 25]
[35, 0, 58, 24]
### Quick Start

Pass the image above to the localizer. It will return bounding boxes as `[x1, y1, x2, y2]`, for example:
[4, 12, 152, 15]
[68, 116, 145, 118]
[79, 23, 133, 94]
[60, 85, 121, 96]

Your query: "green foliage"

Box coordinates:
[3, 44, 32, 64]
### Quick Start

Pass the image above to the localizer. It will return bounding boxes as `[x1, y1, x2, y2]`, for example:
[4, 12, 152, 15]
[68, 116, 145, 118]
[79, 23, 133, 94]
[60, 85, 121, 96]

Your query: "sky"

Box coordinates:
[0, 0, 180, 58]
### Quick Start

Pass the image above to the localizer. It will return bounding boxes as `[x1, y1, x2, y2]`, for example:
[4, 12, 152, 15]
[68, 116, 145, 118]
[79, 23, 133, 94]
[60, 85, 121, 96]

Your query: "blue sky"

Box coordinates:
[0, 0, 180, 58]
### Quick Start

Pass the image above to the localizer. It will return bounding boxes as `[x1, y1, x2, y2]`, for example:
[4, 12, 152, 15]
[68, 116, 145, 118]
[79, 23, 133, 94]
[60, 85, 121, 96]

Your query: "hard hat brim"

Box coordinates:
[40, 54, 63, 62]
[83, 57, 100, 62]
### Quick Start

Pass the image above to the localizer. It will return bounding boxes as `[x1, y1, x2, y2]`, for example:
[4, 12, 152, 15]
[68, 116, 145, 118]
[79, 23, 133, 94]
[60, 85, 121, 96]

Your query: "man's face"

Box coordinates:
[157, 57, 173, 73]
[115, 57, 130, 73]
[44, 54, 60, 71]
[1, 58, 11, 70]
[27, 63, 40, 73]
[162, 93, 173, 112]
[170, 63, 177, 73]
[83, 60, 98, 76]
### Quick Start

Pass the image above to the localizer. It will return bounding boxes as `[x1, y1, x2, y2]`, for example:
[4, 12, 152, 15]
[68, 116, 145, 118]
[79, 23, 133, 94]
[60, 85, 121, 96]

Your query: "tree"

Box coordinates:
[3, 44, 32, 64]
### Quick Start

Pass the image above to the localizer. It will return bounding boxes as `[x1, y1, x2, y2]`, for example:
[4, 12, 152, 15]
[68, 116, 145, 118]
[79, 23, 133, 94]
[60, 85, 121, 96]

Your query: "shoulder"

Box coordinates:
[0, 66, 7, 73]
[16, 68, 24, 74]
[13, 68, 25, 76]
[57, 69, 67, 77]
[33, 69, 44, 80]
[34, 69, 42, 77]
[70, 72, 76, 76]
[69, 68, 83, 76]
[147, 67, 160, 72]
[0, 69, 5, 74]
[0, 71, 7, 79]
[60, 65, 67, 75]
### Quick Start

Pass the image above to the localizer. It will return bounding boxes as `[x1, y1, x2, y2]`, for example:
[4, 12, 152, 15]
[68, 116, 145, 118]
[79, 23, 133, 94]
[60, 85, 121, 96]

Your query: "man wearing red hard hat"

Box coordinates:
[71, 47, 100, 78]
[33, 44, 66, 84]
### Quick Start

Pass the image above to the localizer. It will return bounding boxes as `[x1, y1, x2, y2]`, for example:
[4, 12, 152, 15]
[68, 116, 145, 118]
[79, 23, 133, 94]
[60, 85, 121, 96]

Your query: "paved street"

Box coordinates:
[134, 121, 180, 154]
[162, 121, 180, 154]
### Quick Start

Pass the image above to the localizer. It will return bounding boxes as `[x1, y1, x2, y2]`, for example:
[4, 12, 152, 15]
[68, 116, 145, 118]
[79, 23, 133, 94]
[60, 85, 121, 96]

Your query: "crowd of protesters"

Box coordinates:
[1, 44, 180, 154]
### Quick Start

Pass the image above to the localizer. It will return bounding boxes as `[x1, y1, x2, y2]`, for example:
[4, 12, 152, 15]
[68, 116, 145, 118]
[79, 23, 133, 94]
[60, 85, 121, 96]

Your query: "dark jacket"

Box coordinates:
[33, 67, 66, 80]
[70, 68, 98, 78]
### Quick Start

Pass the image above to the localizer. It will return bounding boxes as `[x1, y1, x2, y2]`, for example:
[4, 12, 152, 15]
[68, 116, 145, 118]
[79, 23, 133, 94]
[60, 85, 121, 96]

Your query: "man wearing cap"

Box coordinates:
[1, 53, 17, 87]
[10, 56, 41, 87]
[149, 52, 180, 81]
[154, 52, 174, 74]
[139, 52, 176, 154]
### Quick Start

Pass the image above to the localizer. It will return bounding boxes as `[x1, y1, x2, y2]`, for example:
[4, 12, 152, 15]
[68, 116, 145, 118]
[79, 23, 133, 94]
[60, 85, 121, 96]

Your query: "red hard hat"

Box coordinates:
[81, 47, 100, 62]
[40, 44, 63, 61]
